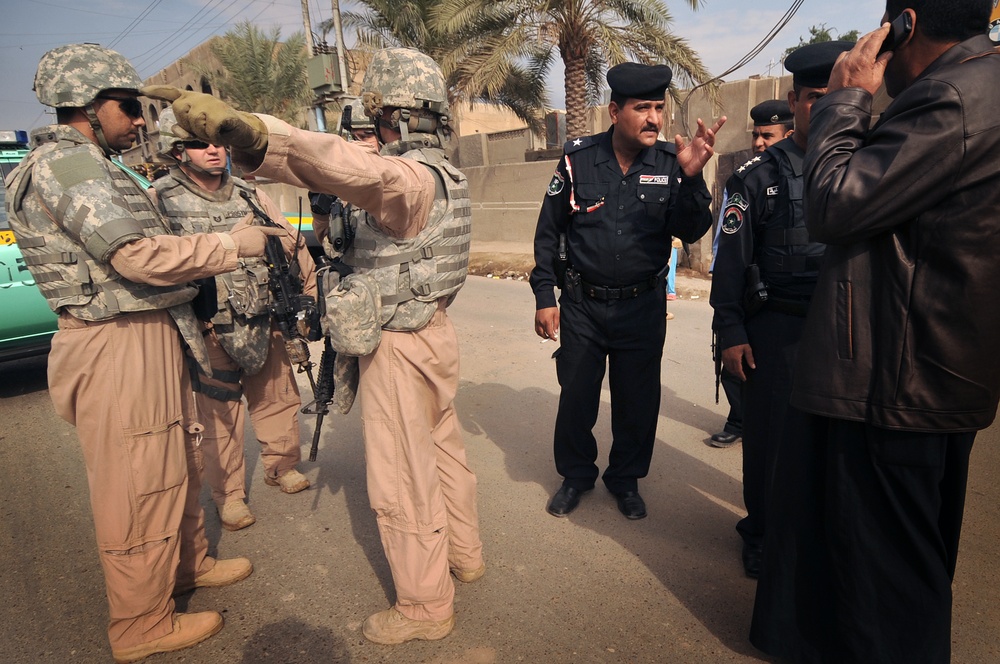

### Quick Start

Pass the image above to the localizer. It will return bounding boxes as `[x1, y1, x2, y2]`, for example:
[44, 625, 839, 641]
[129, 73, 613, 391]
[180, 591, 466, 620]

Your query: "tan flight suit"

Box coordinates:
[7, 125, 244, 651]
[153, 171, 317, 507]
[239, 117, 483, 622]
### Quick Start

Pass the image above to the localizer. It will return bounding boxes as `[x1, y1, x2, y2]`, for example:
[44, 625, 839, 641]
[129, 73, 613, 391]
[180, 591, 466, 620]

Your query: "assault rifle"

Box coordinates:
[712, 331, 721, 405]
[239, 190, 320, 391]
[301, 255, 337, 462]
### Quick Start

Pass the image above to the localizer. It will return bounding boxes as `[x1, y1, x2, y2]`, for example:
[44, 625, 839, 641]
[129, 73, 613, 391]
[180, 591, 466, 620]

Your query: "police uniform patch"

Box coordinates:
[722, 205, 744, 234]
[766, 186, 779, 196]
[547, 171, 564, 196]
[639, 174, 670, 185]
[726, 192, 749, 211]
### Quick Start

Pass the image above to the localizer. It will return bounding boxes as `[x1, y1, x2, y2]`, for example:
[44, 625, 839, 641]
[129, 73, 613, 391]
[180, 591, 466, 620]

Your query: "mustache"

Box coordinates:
[642, 124, 659, 132]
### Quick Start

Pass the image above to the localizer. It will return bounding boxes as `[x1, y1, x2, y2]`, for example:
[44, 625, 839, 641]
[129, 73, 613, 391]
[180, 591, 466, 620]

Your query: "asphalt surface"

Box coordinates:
[1, 274, 998, 663]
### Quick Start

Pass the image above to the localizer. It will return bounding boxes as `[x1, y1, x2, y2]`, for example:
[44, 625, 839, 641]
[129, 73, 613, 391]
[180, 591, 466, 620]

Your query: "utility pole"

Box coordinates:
[329, 0, 350, 92]
[301, 0, 315, 54]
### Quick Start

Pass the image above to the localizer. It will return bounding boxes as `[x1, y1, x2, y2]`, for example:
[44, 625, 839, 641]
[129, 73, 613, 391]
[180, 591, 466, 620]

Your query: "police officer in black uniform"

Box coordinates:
[710, 99, 795, 450]
[709, 41, 853, 577]
[531, 62, 725, 520]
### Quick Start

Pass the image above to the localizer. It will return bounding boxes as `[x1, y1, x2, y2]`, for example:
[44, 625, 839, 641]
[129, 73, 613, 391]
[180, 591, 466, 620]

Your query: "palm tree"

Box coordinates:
[191, 21, 311, 125]
[434, 0, 714, 140]
[319, 0, 549, 132]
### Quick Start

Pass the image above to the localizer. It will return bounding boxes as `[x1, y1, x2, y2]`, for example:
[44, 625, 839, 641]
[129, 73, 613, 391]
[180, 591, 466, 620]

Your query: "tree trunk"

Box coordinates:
[563, 54, 590, 141]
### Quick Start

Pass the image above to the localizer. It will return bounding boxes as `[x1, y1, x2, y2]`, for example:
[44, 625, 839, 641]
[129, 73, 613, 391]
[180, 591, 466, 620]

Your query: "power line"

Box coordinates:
[109, 0, 166, 50]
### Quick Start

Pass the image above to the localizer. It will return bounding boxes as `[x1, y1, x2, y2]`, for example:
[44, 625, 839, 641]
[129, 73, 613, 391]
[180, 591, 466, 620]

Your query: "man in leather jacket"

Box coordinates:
[749, 3, 1000, 662]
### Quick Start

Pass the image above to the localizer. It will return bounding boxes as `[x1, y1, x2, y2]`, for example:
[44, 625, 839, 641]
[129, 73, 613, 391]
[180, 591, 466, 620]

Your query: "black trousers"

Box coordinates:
[720, 367, 743, 435]
[552, 285, 666, 494]
[750, 414, 975, 664]
[737, 308, 806, 546]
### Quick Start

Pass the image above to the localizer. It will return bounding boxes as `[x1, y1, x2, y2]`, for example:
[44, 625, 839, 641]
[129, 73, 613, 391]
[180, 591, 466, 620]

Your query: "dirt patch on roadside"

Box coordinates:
[468, 253, 535, 281]
[468, 253, 713, 300]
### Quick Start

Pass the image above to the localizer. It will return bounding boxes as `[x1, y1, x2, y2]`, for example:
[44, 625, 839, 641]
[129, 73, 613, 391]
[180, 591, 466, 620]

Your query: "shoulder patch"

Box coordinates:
[726, 192, 749, 211]
[547, 170, 565, 196]
[721, 203, 745, 235]
[564, 135, 595, 154]
[49, 150, 106, 190]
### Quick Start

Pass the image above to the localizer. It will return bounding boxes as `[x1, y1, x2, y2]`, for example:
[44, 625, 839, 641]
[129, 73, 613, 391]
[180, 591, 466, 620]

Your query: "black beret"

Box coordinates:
[784, 40, 854, 88]
[750, 99, 793, 126]
[606, 63, 673, 101]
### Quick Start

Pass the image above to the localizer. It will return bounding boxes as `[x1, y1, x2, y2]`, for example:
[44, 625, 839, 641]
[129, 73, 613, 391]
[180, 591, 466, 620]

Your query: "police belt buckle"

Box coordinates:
[580, 278, 653, 300]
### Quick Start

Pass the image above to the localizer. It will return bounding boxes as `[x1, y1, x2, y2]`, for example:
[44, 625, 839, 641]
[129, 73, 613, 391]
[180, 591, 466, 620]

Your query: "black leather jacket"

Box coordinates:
[792, 35, 1000, 432]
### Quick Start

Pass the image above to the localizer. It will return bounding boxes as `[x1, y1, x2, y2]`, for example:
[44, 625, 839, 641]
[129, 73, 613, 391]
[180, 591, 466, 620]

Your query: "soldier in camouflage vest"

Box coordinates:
[5, 44, 298, 663]
[145, 46, 484, 646]
[151, 109, 317, 532]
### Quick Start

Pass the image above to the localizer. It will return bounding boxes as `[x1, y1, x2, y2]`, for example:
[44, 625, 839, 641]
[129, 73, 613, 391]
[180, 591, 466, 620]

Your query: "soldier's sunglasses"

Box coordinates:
[181, 140, 212, 150]
[96, 95, 143, 119]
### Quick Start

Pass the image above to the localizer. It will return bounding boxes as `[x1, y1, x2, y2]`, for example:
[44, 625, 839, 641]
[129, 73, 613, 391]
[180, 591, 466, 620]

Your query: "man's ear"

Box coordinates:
[608, 100, 620, 124]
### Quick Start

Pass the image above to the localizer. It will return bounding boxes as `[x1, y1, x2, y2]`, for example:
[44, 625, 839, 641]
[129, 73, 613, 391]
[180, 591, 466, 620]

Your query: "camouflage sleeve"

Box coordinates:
[33, 145, 146, 263]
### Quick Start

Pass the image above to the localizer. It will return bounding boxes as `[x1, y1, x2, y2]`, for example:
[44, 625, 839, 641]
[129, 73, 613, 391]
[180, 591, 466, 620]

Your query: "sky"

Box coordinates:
[0, 0, 887, 133]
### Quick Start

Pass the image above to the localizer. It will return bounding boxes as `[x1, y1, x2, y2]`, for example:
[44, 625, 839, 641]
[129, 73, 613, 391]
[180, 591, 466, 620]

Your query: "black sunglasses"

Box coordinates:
[96, 95, 143, 119]
[181, 140, 211, 150]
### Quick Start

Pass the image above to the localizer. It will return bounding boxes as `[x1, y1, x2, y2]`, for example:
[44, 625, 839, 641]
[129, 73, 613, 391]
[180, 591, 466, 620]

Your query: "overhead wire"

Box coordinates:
[108, 0, 165, 50]
[677, 0, 804, 132]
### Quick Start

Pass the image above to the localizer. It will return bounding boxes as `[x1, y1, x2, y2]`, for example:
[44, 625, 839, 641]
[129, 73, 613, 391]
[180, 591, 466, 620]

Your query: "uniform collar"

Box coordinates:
[596, 126, 657, 173]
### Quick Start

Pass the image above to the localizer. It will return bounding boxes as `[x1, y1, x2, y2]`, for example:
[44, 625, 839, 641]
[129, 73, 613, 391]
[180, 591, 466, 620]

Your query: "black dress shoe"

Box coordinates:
[547, 485, 590, 517]
[709, 431, 740, 448]
[742, 542, 764, 579]
[614, 491, 647, 520]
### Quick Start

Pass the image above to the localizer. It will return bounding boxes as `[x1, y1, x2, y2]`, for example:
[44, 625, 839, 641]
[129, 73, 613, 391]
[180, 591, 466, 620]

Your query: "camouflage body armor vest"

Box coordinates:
[154, 170, 273, 375]
[5, 126, 197, 320]
[344, 147, 472, 331]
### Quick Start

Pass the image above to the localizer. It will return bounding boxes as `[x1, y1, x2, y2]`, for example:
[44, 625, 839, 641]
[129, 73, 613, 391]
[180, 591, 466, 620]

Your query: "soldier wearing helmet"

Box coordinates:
[6, 43, 297, 662]
[151, 107, 317, 532]
[144, 45, 484, 645]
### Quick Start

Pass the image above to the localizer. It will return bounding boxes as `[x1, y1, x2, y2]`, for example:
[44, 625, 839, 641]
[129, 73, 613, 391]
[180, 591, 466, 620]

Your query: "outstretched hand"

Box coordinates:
[141, 85, 269, 157]
[675, 116, 727, 177]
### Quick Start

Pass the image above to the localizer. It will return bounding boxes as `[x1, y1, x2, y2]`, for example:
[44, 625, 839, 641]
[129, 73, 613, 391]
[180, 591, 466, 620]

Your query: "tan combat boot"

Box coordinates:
[174, 557, 253, 596]
[264, 468, 310, 494]
[451, 563, 486, 584]
[111, 611, 223, 663]
[362, 607, 455, 645]
[219, 500, 256, 531]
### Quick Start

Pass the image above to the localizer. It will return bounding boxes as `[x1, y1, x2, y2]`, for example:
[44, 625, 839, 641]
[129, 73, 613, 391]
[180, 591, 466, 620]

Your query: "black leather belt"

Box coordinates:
[766, 297, 810, 317]
[580, 277, 655, 300]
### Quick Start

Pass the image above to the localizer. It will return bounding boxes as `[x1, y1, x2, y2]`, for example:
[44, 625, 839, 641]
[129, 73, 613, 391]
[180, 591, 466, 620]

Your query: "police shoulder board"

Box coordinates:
[731, 150, 775, 181]
[563, 134, 596, 155]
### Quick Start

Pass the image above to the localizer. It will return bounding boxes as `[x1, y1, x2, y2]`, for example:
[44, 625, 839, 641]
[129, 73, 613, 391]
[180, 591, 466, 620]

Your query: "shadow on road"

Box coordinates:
[456, 377, 764, 660]
[0, 354, 48, 397]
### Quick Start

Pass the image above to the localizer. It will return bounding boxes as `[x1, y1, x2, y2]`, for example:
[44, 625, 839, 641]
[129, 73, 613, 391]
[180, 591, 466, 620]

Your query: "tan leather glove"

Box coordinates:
[142, 85, 268, 158]
[228, 223, 289, 258]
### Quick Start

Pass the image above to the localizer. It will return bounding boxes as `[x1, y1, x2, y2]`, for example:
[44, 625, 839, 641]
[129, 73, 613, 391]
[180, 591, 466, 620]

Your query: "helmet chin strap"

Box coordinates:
[175, 146, 226, 176]
[84, 105, 115, 156]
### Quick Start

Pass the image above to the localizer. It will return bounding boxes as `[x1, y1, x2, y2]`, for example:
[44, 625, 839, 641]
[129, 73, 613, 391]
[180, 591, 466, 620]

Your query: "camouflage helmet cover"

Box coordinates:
[35, 43, 143, 108]
[156, 107, 182, 158]
[361, 48, 448, 120]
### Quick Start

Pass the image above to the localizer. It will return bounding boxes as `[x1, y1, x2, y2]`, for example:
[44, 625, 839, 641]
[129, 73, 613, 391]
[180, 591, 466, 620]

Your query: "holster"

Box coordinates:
[564, 266, 583, 303]
[742, 264, 768, 316]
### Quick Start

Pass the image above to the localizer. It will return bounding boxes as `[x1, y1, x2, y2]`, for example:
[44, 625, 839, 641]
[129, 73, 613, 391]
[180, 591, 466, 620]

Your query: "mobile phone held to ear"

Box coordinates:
[879, 12, 913, 55]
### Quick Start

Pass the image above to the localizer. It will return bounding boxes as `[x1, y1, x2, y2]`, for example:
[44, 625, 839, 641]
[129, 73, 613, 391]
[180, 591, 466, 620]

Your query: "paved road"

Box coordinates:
[1, 276, 997, 663]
